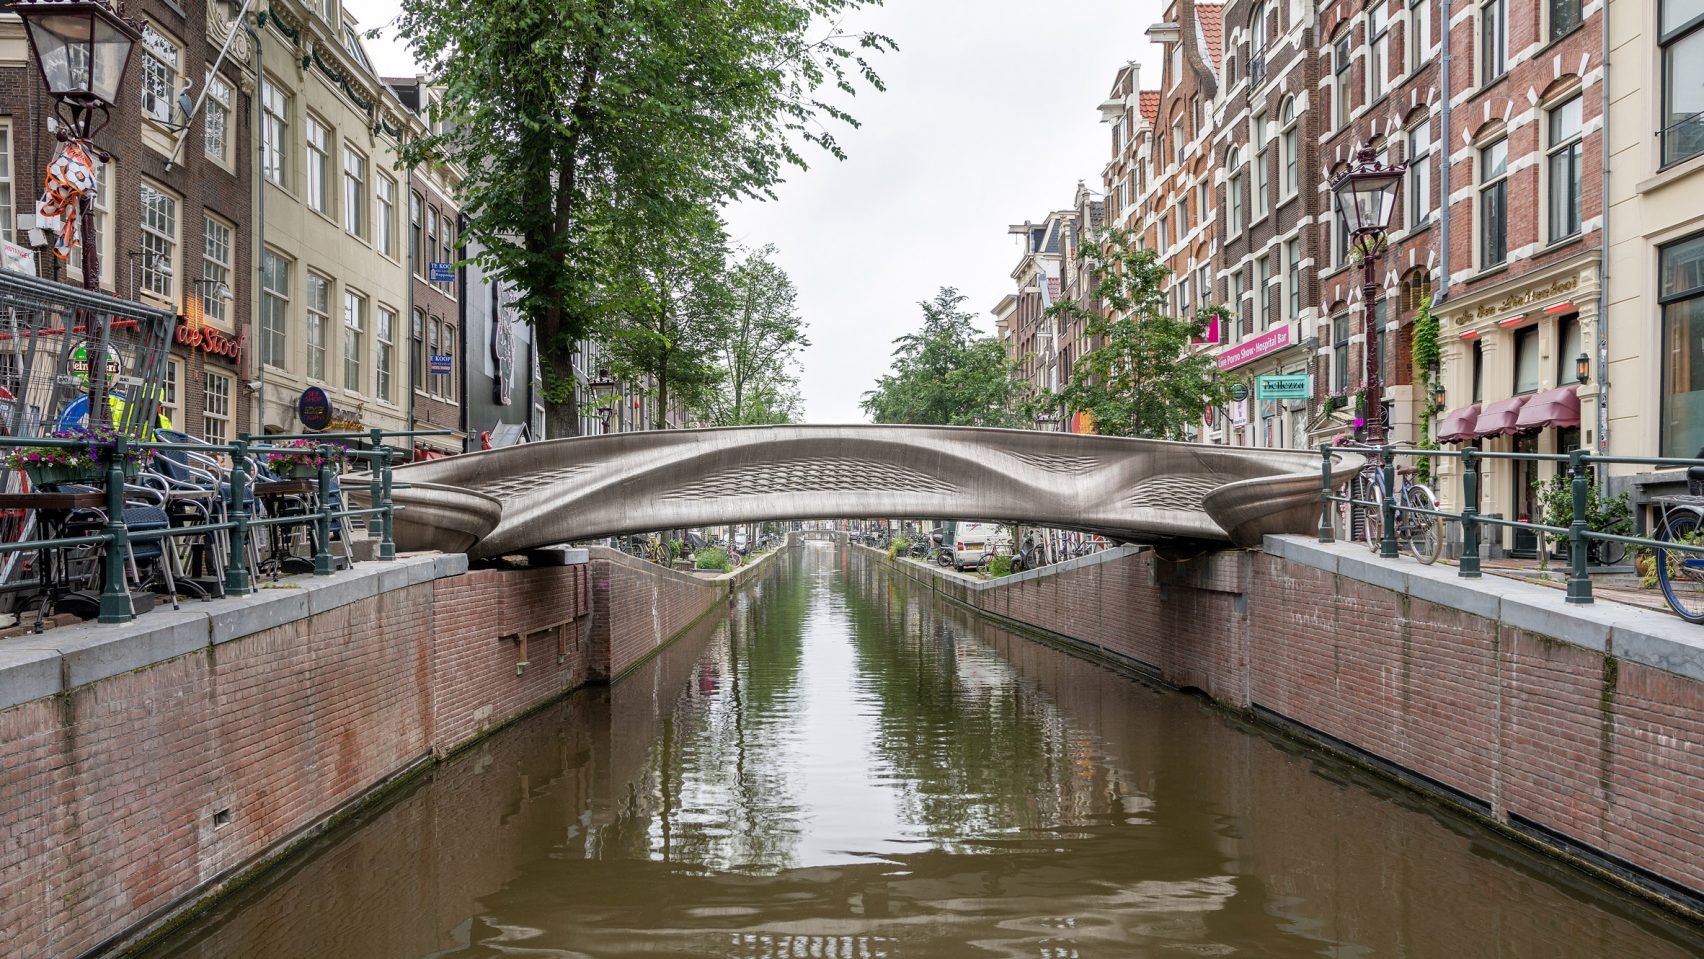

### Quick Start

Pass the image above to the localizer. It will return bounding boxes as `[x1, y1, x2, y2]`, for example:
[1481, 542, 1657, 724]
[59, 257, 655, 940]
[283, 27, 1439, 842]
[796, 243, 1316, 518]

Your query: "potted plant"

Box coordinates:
[6, 426, 152, 487]
[263, 439, 344, 479]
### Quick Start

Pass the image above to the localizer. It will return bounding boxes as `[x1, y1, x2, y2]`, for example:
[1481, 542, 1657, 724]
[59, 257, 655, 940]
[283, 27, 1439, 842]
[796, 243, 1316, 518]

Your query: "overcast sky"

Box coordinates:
[349, 0, 1155, 423]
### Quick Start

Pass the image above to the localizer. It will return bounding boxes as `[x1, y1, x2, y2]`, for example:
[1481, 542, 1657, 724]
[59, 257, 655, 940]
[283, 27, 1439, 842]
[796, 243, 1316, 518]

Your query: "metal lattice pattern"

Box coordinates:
[481, 465, 593, 500]
[1007, 450, 1101, 474]
[1122, 473, 1235, 512]
[659, 457, 958, 502]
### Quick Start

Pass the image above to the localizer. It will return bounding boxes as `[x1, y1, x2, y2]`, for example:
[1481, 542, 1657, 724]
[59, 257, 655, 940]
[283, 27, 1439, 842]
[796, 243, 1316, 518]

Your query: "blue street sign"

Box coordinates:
[429, 261, 455, 283]
[429, 354, 454, 374]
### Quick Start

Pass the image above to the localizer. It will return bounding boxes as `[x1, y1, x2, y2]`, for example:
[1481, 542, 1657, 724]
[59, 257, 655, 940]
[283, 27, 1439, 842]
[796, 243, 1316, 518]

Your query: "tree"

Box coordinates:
[861, 288, 1034, 427]
[593, 204, 731, 430]
[394, 0, 894, 435]
[1049, 229, 1230, 440]
[702, 246, 810, 425]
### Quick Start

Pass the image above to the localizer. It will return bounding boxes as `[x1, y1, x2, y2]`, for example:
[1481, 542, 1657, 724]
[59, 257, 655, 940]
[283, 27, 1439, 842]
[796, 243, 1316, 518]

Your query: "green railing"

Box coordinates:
[1319, 444, 1704, 606]
[0, 427, 451, 625]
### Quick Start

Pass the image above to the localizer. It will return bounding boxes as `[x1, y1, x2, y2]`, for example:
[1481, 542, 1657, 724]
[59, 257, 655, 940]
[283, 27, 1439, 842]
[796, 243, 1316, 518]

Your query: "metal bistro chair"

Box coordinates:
[138, 433, 232, 598]
[55, 482, 182, 614]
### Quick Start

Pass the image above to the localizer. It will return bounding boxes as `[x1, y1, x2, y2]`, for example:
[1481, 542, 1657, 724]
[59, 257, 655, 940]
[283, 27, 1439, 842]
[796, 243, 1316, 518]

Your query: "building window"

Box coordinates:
[161, 358, 180, 426]
[1281, 98, 1299, 196]
[306, 116, 331, 215]
[1173, 117, 1184, 165]
[1197, 181, 1211, 221]
[1369, 5, 1391, 101]
[204, 72, 232, 164]
[376, 174, 397, 258]
[139, 182, 176, 300]
[1514, 324, 1540, 393]
[1661, 233, 1704, 455]
[261, 251, 289, 367]
[409, 192, 424, 274]
[1663, 0, 1704, 166]
[427, 207, 439, 279]
[376, 306, 396, 403]
[343, 289, 365, 392]
[1256, 257, 1271, 328]
[411, 309, 425, 390]
[1547, 96, 1583, 242]
[1557, 313, 1581, 385]
[1287, 238, 1302, 318]
[261, 79, 288, 186]
[140, 28, 178, 124]
[1410, 0, 1433, 68]
[1253, 112, 1270, 218]
[1249, 2, 1269, 85]
[342, 146, 366, 238]
[428, 317, 442, 396]
[1480, 0, 1507, 84]
[1479, 136, 1509, 267]
[1407, 119, 1434, 226]
[1551, 0, 1582, 39]
[203, 371, 231, 444]
[1333, 314, 1351, 391]
[1228, 148, 1244, 233]
[1472, 341, 1485, 402]
[0, 123, 13, 247]
[1334, 35, 1353, 128]
[202, 216, 232, 324]
[1401, 269, 1433, 312]
[306, 272, 329, 381]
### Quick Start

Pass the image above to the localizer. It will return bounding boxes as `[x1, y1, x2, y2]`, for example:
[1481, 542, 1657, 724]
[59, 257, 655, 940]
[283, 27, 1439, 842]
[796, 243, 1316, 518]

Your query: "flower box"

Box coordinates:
[271, 461, 325, 480]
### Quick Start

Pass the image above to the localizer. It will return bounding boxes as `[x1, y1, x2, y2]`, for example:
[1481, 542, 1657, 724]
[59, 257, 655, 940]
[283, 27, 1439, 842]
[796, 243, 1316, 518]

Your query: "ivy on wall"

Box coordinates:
[1411, 295, 1441, 484]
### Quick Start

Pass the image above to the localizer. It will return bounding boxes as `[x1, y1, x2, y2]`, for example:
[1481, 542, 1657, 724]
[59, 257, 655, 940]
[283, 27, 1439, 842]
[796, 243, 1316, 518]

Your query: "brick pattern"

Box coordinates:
[873, 546, 1704, 902]
[0, 552, 723, 959]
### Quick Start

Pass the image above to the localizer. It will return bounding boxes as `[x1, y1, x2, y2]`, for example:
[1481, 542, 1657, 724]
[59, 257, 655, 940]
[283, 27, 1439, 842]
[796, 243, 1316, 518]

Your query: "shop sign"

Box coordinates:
[1229, 381, 1250, 402]
[327, 408, 364, 432]
[429, 354, 454, 374]
[429, 262, 455, 283]
[1230, 398, 1249, 424]
[1455, 275, 1579, 324]
[298, 386, 332, 431]
[1256, 374, 1311, 400]
[1216, 325, 1294, 370]
[2, 241, 33, 275]
[68, 340, 123, 388]
[174, 321, 243, 363]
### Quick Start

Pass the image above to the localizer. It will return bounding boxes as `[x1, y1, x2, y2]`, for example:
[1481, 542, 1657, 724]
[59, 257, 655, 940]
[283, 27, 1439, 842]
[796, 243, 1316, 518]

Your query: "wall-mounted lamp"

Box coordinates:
[1576, 351, 1590, 385]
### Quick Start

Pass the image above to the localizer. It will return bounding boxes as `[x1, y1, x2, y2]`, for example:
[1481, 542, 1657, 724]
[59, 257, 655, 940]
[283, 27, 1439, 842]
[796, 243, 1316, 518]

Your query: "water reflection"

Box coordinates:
[145, 544, 1701, 959]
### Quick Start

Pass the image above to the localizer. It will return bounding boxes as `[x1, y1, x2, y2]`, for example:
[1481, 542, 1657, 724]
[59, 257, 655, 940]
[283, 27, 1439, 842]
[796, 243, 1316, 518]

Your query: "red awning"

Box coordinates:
[1436, 404, 1482, 443]
[1514, 385, 1582, 431]
[413, 446, 451, 461]
[1474, 394, 1534, 437]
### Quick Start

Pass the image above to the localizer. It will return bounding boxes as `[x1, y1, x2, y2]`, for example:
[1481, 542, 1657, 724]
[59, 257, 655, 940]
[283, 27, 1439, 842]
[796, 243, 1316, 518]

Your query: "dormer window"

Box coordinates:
[342, 26, 373, 74]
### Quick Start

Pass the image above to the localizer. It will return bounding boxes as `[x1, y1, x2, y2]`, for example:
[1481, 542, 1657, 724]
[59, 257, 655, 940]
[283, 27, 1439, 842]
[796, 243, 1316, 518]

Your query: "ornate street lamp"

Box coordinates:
[588, 368, 618, 434]
[1330, 146, 1406, 444]
[16, 0, 143, 290]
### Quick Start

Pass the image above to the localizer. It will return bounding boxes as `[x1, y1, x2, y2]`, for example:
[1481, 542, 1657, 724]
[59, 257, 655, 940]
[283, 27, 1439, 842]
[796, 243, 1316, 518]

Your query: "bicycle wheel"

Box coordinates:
[1655, 513, 1704, 623]
[1361, 481, 1385, 552]
[1403, 486, 1445, 565]
[1595, 539, 1628, 567]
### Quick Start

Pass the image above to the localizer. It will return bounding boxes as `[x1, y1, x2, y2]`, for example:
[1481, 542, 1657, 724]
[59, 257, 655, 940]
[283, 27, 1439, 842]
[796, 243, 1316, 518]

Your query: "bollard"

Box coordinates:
[97, 435, 134, 623]
[1566, 449, 1594, 604]
[225, 435, 253, 596]
[313, 443, 335, 576]
[1381, 446, 1400, 559]
[377, 447, 396, 561]
[1318, 444, 1335, 542]
[1460, 448, 1482, 578]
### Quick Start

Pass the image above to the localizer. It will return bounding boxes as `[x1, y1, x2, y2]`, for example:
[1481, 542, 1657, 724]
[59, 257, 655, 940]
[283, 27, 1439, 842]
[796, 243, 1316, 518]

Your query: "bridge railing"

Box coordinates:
[1318, 443, 1704, 609]
[0, 428, 451, 626]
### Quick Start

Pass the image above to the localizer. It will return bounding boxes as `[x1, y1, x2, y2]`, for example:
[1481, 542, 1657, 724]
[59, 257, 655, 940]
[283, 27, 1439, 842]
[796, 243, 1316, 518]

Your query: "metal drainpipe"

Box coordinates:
[251, 20, 266, 436]
[1436, 0, 1453, 305]
[1596, 1, 1611, 465]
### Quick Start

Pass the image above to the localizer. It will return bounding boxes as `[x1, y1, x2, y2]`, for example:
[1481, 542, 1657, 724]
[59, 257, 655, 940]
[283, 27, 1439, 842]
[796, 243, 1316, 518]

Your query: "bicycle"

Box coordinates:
[1332, 454, 1443, 564]
[1652, 495, 1704, 622]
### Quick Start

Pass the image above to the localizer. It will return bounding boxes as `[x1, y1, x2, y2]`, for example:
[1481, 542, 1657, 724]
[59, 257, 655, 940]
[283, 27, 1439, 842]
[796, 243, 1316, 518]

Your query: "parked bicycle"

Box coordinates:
[1653, 494, 1704, 623]
[1331, 451, 1443, 564]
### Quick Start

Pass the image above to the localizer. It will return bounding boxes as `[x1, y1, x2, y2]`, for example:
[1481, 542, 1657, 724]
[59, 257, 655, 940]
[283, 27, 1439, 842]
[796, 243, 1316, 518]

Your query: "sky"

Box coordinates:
[348, 0, 1156, 423]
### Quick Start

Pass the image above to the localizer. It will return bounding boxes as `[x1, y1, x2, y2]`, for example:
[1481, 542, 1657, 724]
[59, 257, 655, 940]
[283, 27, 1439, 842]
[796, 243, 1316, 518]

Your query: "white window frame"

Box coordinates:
[1227, 148, 1245, 234]
[1409, 0, 1433, 72]
[204, 70, 233, 167]
[306, 115, 331, 216]
[1480, 0, 1507, 85]
[261, 250, 290, 369]
[1368, 5, 1391, 102]
[1334, 36, 1353, 128]
[1253, 111, 1270, 218]
[202, 215, 233, 326]
[161, 357, 181, 426]
[376, 174, 397, 258]
[1407, 119, 1435, 227]
[140, 26, 179, 125]
[1546, 94, 1584, 243]
[203, 370, 232, 443]
[1479, 135, 1510, 268]
[342, 144, 366, 239]
[139, 180, 178, 303]
[1281, 98, 1300, 197]
[306, 272, 330, 382]
[343, 288, 366, 393]
[261, 79, 289, 187]
[376, 305, 396, 403]
[0, 121, 13, 249]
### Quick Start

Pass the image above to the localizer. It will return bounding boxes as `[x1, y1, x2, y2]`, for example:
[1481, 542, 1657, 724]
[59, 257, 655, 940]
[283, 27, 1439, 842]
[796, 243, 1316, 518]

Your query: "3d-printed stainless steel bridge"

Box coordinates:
[355, 425, 1361, 559]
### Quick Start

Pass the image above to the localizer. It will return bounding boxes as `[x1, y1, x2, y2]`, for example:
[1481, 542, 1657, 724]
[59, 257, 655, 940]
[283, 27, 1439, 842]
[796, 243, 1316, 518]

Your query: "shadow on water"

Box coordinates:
[140, 543, 1704, 959]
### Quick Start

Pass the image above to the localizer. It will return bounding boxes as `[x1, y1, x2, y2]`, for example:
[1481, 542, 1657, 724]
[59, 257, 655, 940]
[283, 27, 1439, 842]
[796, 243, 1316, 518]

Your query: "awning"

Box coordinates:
[1514, 384, 1582, 431]
[413, 446, 451, 462]
[1474, 394, 1534, 437]
[1436, 404, 1482, 443]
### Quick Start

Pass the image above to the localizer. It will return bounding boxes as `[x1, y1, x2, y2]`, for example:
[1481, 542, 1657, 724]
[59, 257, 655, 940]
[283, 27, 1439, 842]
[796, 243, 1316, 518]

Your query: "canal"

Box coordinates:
[143, 543, 1701, 958]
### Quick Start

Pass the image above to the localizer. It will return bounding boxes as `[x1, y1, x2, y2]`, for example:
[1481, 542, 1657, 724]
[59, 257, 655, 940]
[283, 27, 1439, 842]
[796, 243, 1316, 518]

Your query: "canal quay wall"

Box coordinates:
[859, 536, 1704, 919]
[0, 543, 792, 959]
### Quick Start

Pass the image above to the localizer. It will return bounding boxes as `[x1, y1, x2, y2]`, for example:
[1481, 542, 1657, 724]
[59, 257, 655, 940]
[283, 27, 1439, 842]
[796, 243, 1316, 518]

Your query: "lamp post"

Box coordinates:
[1330, 146, 1405, 444]
[15, 0, 143, 291]
[588, 368, 618, 434]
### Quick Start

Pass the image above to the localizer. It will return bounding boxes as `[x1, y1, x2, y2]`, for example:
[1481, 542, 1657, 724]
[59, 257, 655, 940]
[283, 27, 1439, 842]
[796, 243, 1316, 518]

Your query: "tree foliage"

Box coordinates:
[702, 246, 810, 425]
[394, 0, 893, 434]
[1049, 229, 1230, 440]
[861, 288, 1034, 427]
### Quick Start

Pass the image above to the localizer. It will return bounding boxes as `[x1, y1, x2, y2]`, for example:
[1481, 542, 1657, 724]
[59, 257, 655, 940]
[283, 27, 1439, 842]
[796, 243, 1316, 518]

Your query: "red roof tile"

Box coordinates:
[1197, 3, 1224, 70]
[1139, 91, 1160, 124]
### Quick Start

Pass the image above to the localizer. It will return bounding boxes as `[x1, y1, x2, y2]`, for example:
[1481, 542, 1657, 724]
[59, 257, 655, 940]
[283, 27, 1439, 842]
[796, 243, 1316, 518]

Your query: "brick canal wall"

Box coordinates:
[0, 544, 763, 959]
[863, 536, 1704, 916]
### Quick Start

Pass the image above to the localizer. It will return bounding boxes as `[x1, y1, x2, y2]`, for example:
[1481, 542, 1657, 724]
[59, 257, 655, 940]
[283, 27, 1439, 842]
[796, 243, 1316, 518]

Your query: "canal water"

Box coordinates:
[144, 543, 1701, 958]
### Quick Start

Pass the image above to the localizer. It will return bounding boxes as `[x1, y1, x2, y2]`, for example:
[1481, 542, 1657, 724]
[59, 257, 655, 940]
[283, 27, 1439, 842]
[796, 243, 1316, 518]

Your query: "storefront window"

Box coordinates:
[1557, 314, 1580, 385]
[1661, 232, 1704, 456]
[1514, 325, 1540, 393]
